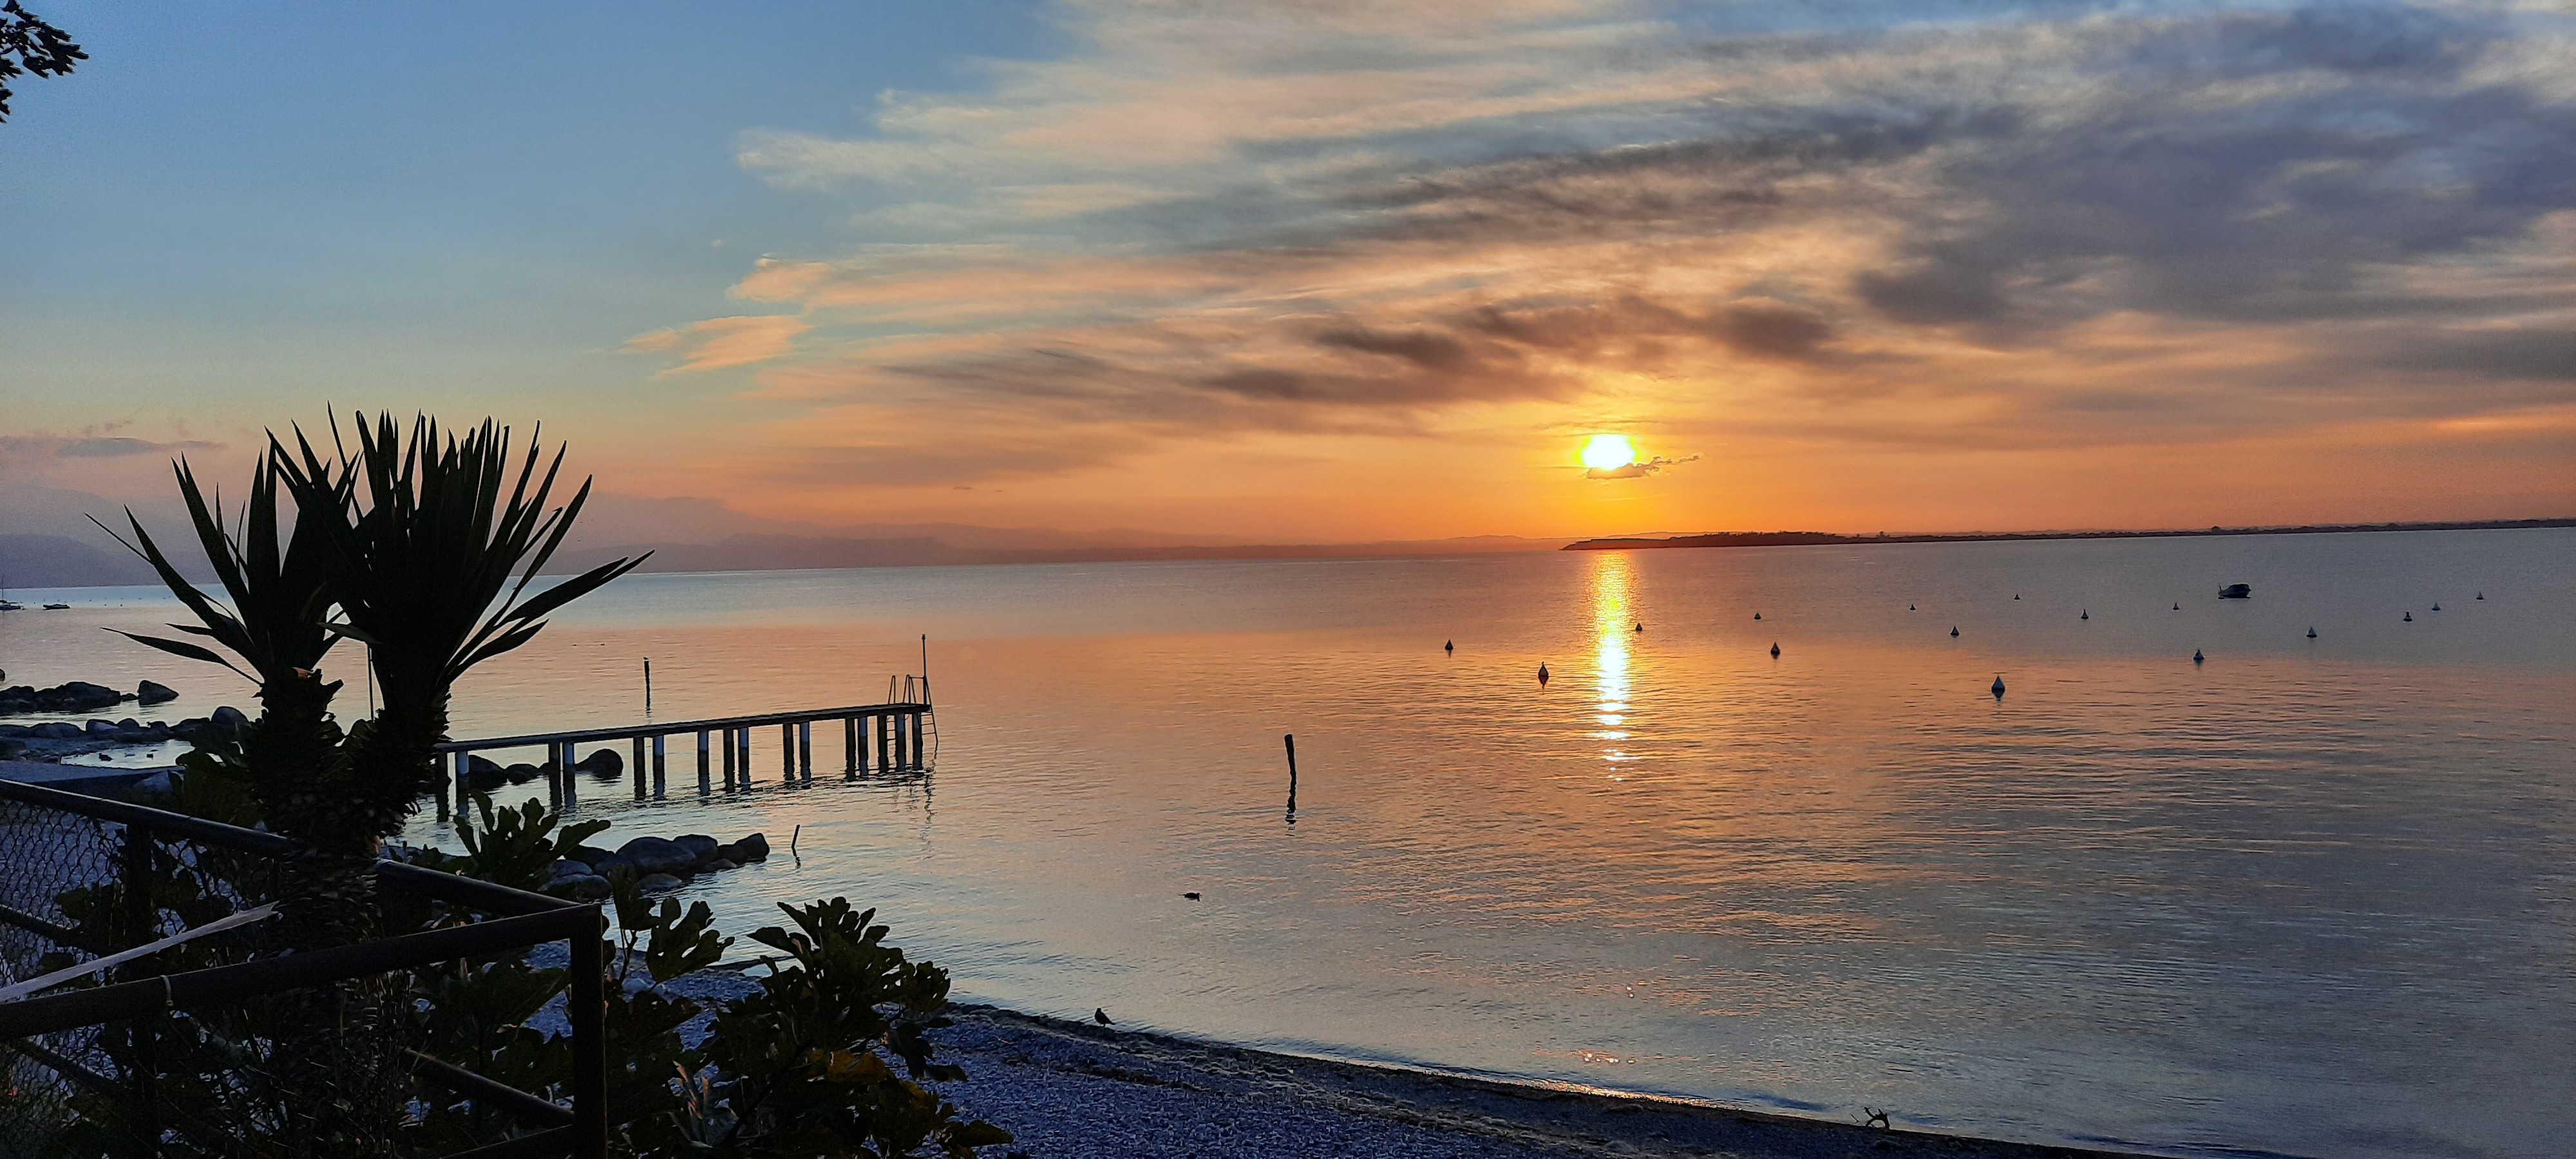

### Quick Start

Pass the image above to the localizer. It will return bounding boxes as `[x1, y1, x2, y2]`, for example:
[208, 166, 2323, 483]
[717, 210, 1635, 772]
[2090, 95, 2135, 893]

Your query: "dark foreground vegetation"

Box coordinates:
[1, 413, 1007, 1156]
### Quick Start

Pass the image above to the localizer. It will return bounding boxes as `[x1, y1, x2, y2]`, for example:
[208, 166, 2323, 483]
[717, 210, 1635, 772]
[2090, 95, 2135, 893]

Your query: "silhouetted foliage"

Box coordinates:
[0, 0, 83, 123]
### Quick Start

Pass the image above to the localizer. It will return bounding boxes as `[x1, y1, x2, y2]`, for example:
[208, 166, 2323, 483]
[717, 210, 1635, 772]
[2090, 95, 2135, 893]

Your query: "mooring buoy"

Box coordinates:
[1950, 626, 1960, 637]
[1991, 675, 2005, 697]
[1770, 643, 1781, 658]
[2307, 627, 2317, 639]
[2193, 649, 2204, 663]
[1537, 663, 1551, 685]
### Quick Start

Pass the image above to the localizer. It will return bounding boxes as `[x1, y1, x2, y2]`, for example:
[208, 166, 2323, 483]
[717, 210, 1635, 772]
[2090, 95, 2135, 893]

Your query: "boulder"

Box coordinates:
[211, 706, 250, 733]
[36, 682, 128, 713]
[574, 749, 623, 777]
[502, 763, 544, 784]
[589, 854, 637, 878]
[701, 858, 737, 872]
[0, 723, 26, 737]
[137, 680, 179, 705]
[131, 771, 181, 800]
[0, 738, 25, 760]
[30, 722, 82, 740]
[85, 719, 120, 738]
[636, 873, 685, 893]
[616, 836, 697, 877]
[673, 834, 721, 865]
[554, 874, 612, 901]
[729, 832, 770, 862]
[566, 844, 619, 868]
[464, 753, 505, 777]
[547, 858, 590, 881]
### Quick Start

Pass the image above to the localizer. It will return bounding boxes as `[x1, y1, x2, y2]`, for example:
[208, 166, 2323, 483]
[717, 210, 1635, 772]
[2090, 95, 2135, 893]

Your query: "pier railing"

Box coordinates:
[433, 679, 935, 813]
[0, 777, 607, 1158]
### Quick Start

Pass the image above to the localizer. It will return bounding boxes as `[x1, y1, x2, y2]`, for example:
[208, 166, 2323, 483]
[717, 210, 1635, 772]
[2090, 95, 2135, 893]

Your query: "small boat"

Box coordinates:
[2403, 612, 2412, 621]
[2430, 603, 2441, 611]
[1990, 675, 2005, 697]
[2219, 584, 2251, 599]
[1769, 643, 1781, 658]
[2476, 592, 2484, 599]
[1537, 663, 1550, 686]
[2193, 649, 2204, 663]
[0, 601, 21, 612]
[41, 603, 69, 610]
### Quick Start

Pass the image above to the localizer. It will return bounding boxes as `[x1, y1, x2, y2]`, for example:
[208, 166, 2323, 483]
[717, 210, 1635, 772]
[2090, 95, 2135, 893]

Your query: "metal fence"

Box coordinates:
[0, 777, 606, 1158]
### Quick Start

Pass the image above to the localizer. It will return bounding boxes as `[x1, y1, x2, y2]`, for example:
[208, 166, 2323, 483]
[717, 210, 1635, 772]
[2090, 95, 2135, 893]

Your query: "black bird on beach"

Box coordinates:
[1094, 1008, 1114, 1026]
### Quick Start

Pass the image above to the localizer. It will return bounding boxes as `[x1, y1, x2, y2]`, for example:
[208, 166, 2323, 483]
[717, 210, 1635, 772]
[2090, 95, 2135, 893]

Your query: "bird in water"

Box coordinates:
[1909, 603, 1917, 611]
[1444, 639, 1454, 655]
[2080, 610, 2089, 620]
[2403, 612, 2413, 621]
[2307, 627, 2318, 639]
[1182, 892, 1200, 900]
[2476, 592, 2485, 599]
[1950, 626, 1960, 637]
[2014, 594, 2021, 600]
[1753, 612, 1761, 621]
[1634, 621, 1644, 633]
[1990, 675, 2006, 698]
[1537, 663, 1551, 686]
[2431, 602, 2441, 611]
[1770, 643, 1781, 658]
[2193, 649, 2204, 663]
[1094, 1008, 1114, 1026]
[2173, 602, 2181, 610]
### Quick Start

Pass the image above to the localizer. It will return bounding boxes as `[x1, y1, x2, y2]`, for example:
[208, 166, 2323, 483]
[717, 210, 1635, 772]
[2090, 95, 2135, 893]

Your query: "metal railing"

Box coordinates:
[0, 777, 606, 1158]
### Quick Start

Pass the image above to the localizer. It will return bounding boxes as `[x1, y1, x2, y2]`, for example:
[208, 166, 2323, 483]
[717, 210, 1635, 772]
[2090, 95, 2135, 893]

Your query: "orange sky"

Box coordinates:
[5, 2, 2571, 543]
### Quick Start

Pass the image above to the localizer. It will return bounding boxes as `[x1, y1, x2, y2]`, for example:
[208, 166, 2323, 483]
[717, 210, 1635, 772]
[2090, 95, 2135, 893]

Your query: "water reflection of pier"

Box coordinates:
[434, 674, 934, 815]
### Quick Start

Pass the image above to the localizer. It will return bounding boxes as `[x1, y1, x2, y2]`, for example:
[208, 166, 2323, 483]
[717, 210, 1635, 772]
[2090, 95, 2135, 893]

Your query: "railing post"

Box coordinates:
[567, 906, 609, 1159]
[632, 737, 648, 800]
[652, 734, 667, 799]
[697, 730, 712, 796]
[720, 728, 735, 789]
[844, 717, 858, 777]
[739, 729, 753, 787]
[798, 721, 813, 782]
[781, 722, 795, 782]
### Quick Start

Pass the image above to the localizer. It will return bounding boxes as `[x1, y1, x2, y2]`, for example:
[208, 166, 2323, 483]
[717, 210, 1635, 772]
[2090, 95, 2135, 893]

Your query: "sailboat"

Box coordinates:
[0, 574, 20, 612]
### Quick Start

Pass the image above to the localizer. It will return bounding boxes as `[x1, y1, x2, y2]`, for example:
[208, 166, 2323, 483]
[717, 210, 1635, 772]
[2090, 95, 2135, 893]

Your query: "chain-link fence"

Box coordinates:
[0, 777, 606, 1158]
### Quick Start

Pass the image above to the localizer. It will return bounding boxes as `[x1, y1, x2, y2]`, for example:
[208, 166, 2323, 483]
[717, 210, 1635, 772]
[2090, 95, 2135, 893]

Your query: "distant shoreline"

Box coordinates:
[1562, 517, 2576, 553]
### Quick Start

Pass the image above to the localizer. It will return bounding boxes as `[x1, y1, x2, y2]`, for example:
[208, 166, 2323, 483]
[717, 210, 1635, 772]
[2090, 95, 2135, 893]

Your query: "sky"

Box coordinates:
[3, 0, 2572, 543]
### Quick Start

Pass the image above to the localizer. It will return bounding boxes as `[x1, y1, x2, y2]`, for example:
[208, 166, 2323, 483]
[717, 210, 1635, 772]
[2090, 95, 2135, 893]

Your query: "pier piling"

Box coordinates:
[697, 731, 711, 796]
[651, 734, 667, 798]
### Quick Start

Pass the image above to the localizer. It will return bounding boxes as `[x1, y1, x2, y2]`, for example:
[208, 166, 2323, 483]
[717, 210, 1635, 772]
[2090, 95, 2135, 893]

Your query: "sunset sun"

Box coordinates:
[1580, 434, 1637, 471]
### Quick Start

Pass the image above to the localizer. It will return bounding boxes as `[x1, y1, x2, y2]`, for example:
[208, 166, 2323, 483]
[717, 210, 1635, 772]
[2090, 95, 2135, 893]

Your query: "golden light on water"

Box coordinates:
[1580, 434, 1637, 471]
[1589, 551, 1634, 771]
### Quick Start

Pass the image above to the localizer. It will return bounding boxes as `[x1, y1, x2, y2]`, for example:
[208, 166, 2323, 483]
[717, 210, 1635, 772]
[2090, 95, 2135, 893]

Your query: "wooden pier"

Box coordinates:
[434, 675, 934, 813]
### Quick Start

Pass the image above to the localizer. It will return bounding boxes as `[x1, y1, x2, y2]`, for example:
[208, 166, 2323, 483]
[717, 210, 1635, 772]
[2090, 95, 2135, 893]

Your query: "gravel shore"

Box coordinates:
[920, 1004, 2157, 1159]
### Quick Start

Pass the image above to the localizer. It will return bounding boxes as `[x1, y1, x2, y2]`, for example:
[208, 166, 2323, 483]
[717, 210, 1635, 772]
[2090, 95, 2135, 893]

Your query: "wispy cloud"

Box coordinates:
[623, 315, 810, 374]
[640, 0, 2574, 505]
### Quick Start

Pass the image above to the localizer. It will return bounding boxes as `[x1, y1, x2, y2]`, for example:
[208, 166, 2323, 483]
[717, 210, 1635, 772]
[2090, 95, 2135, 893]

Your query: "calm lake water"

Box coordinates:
[5, 529, 2571, 1158]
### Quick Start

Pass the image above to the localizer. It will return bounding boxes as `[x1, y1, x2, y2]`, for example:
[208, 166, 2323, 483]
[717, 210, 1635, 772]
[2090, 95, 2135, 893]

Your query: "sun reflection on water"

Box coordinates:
[1590, 552, 1634, 767]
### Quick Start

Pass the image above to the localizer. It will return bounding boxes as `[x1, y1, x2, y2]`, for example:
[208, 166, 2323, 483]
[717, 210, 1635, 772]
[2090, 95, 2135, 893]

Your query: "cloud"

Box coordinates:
[1586, 454, 1698, 480]
[623, 315, 810, 373]
[652, 1, 2576, 494]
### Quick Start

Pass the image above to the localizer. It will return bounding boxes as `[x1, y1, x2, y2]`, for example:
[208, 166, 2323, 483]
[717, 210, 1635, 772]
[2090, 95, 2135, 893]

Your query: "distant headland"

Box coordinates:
[1562, 517, 2576, 552]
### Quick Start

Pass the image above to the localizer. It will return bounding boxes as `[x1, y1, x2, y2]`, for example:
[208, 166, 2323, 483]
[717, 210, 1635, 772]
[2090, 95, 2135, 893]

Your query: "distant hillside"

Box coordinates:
[0, 533, 167, 589]
[1564, 518, 2576, 552]
[553, 532, 1568, 575]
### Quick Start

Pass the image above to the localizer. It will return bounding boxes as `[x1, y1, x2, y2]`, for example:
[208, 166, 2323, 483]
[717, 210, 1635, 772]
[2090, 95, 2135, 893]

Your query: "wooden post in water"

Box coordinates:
[738, 729, 753, 787]
[798, 721, 813, 782]
[875, 713, 891, 773]
[454, 751, 471, 808]
[643, 657, 652, 715]
[720, 728, 735, 789]
[911, 712, 925, 768]
[652, 734, 667, 798]
[844, 717, 858, 777]
[781, 722, 795, 782]
[1284, 733, 1298, 821]
[696, 730, 711, 796]
[632, 737, 647, 800]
